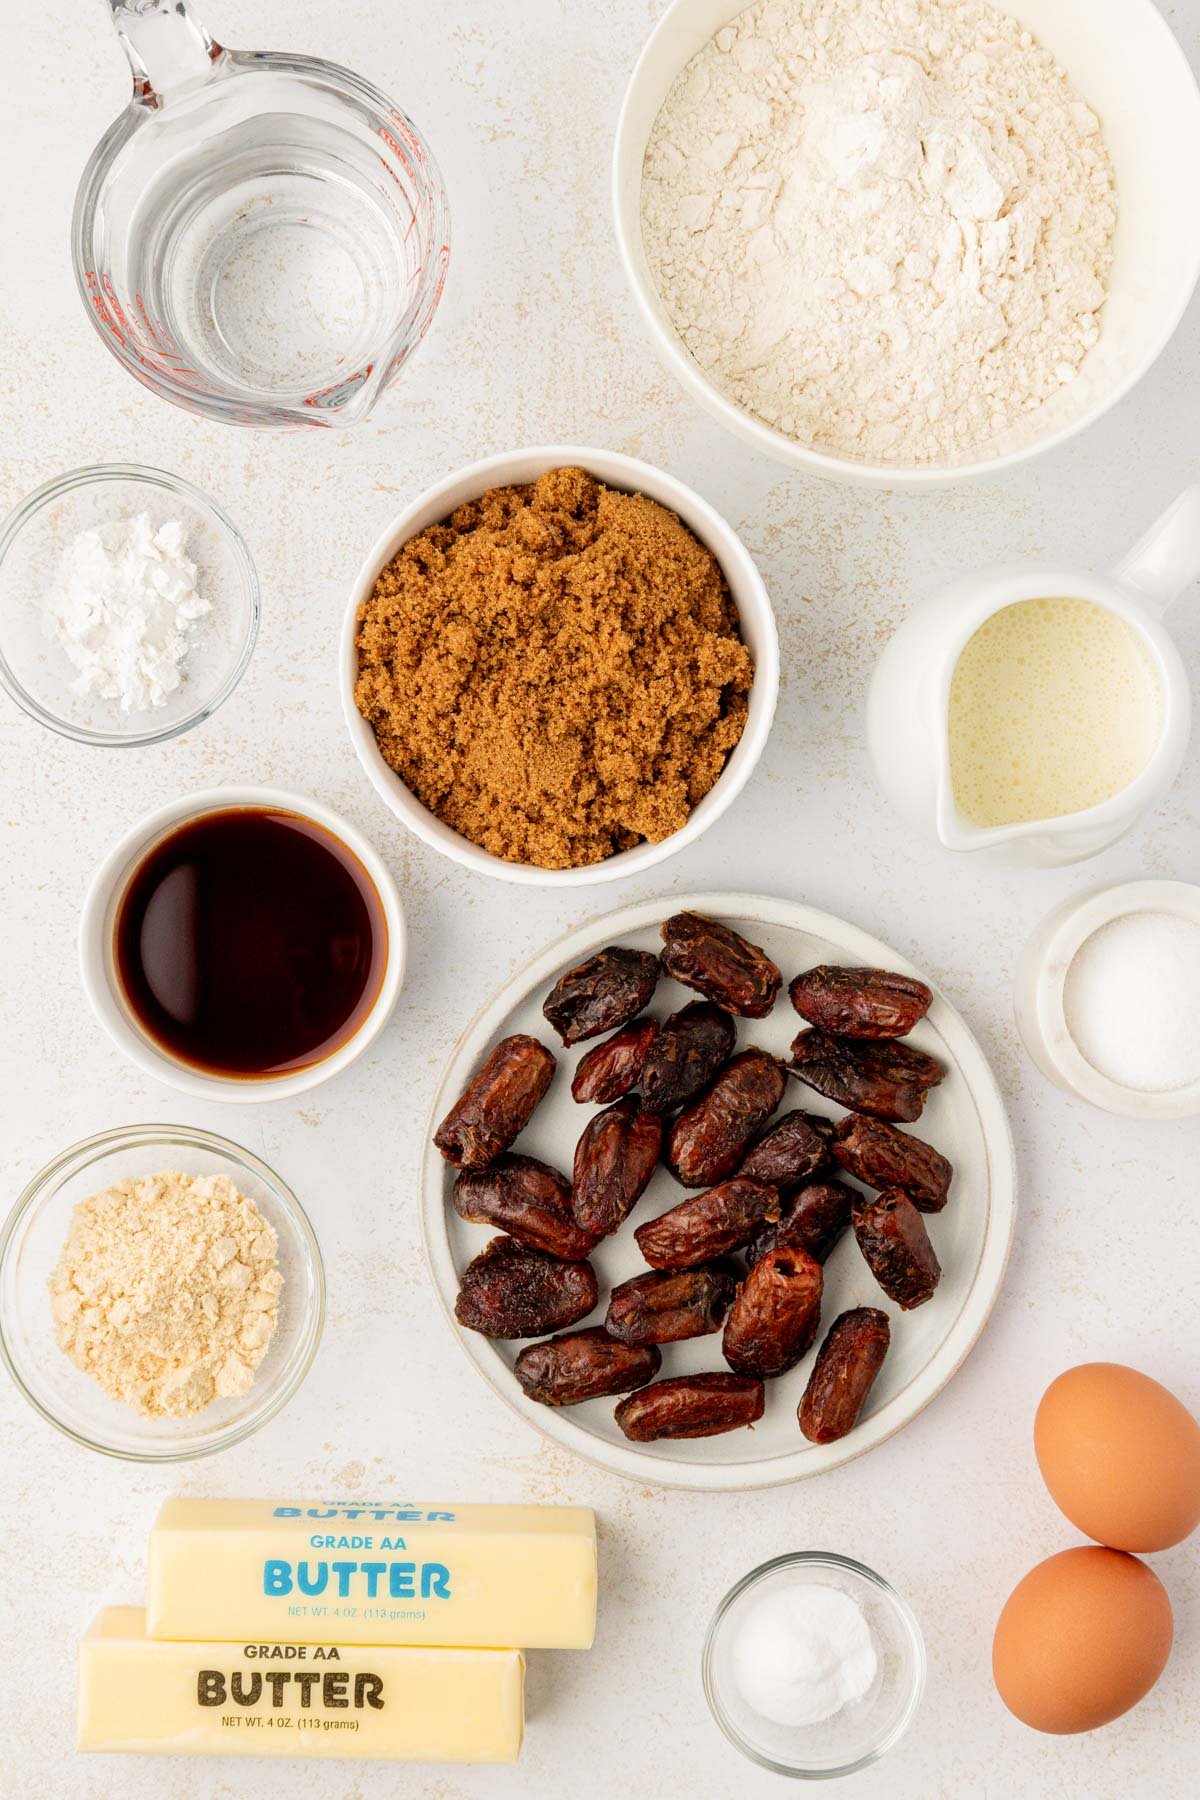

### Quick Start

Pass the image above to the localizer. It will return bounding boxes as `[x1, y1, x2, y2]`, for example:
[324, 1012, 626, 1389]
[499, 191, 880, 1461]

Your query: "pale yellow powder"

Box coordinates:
[48, 1170, 283, 1418]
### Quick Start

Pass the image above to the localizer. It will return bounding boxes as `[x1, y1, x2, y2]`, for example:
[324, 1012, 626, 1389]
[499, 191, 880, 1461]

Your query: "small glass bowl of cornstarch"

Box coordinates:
[0, 1124, 324, 1460]
[0, 464, 258, 745]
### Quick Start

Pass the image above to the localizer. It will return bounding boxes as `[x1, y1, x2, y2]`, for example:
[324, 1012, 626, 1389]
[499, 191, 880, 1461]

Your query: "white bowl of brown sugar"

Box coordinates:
[339, 447, 778, 886]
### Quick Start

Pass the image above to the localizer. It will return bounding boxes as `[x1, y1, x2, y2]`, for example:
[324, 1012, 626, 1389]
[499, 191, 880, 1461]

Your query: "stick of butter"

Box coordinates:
[79, 1609, 523, 1762]
[147, 1498, 597, 1649]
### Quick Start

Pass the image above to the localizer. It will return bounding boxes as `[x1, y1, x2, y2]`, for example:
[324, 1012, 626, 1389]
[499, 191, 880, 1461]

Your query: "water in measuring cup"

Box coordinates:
[121, 102, 420, 405]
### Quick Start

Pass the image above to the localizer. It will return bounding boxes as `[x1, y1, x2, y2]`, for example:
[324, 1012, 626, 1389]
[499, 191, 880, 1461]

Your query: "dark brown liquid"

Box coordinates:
[114, 807, 387, 1078]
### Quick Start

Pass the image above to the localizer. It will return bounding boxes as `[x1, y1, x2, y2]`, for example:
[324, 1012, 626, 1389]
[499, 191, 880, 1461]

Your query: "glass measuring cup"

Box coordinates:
[73, 1, 450, 428]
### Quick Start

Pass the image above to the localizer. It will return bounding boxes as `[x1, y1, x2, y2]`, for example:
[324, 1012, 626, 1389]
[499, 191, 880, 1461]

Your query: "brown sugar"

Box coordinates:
[353, 467, 754, 869]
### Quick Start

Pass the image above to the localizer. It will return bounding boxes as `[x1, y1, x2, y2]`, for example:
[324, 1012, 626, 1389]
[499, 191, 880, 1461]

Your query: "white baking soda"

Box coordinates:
[1064, 912, 1200, 1093]
[947, 597, 1162, 828]
[731, 1582, 878, 1728]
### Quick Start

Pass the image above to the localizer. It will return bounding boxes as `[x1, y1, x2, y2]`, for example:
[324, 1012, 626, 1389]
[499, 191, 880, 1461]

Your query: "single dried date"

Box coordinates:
[799, 1307, 891, 1444]
[789, 965, 932, 1039]
[851, 1189, 941, 1309]
[543, 947, 660, 1046]
[434, 1034, 556, 1170]
[572, 1097, 662, 1238]
[455, 1236, 598, 1337]
[571, 1019, 658, 1105]
[790, 1029, 943, 1123]
[740, 1110, 835, 1193]
[514, 1328, 660, 1406]
[641, 1001, 735, 1116]
[660, 912, 782, 1018]
[615, 1373, 765, 1441]
[635, 1178, 779, 1269]
[605, 1266, 738, 1345]
[722, 1247, 823, 1378]
[667, 1048, 787, 1187]
[743, 1180, 854, 1269]
[832, 1113, 953, 1212]
[453, 1155, 598, 1259]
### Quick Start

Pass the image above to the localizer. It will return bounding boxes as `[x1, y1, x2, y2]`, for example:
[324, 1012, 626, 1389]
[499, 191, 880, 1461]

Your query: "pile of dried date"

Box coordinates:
[434, 912, 953, 1449]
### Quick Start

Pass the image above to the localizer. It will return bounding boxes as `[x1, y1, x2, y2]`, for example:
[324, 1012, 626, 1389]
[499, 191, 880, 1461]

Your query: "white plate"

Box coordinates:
[422, 893, 1016, 1491]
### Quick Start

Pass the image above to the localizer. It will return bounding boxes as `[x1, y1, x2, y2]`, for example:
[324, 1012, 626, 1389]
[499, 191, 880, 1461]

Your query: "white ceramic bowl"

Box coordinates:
[1015, 879, 1200, 1118]
[80, 786, 406, 1102]
[613, 0, 1200, 488]
[340, 446, 778, 885]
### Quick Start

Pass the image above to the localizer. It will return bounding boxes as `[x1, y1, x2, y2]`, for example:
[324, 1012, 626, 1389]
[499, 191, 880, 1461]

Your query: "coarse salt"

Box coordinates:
[1063, 912, 1200, 1094]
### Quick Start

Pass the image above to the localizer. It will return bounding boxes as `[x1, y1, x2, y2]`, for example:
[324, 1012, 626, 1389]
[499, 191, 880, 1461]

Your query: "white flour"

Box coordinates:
[45, 512, 210, 712]
[642, 0, 1117, 464]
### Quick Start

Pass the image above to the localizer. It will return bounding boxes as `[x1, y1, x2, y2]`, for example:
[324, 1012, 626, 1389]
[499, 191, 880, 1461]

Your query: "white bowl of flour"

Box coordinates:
[614, 0, 1200, 486]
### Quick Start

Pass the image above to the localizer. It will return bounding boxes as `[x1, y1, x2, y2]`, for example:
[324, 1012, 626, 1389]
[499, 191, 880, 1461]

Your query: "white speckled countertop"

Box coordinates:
[2, 3, 1199, 1795]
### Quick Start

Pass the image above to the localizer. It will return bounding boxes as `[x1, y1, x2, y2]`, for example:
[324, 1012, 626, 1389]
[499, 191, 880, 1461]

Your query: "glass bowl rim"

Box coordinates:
[700, 1550, 927, 1780]
[0, 1121, 325, 1462]
[0, 462, 260, 747]
[70, 51, 452, 430]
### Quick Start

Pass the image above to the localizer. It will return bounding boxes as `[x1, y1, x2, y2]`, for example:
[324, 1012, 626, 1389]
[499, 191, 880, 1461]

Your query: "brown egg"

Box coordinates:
[993, 1547, 1172, 1734]
[1035, 1362, 1200, 1552]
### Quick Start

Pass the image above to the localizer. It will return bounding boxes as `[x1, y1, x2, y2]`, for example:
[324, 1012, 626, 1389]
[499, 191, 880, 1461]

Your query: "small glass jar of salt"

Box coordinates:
[1016, 882, 1200, 1119]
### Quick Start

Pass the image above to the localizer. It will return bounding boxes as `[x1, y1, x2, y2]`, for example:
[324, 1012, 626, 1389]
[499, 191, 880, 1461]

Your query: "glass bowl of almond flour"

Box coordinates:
[0, 464, 259, 744]
[615, 0, 1200, 486]
[0, 1125, 324, 1460]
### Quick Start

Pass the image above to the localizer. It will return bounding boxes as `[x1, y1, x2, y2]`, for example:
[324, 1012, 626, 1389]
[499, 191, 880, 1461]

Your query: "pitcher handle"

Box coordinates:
[104, 0, 222, 107]
[1112, 484, 1200, 617]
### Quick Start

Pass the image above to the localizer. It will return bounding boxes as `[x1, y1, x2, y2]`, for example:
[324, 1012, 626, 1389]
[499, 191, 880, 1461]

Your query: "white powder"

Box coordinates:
[732, 1582, 878, 1728]
[1064, 912, 1200, 1094]
[641, 0, 1117, 464]
[45, 512, 211, 711]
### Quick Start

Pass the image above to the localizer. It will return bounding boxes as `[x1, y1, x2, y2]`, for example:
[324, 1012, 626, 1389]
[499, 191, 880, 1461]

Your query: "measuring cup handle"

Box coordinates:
[1112, 484, 1200, 617]
[105, 0, 222, 105]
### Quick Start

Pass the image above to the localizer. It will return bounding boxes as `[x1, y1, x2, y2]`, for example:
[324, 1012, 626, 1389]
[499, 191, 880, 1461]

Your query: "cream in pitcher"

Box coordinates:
[946, 596, 1163, 829]
[866, 485, 1200, 866]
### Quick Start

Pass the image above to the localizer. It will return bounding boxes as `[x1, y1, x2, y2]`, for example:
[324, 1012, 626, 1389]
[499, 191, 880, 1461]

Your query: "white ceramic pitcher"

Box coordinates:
[866, 487, 1200, 866]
